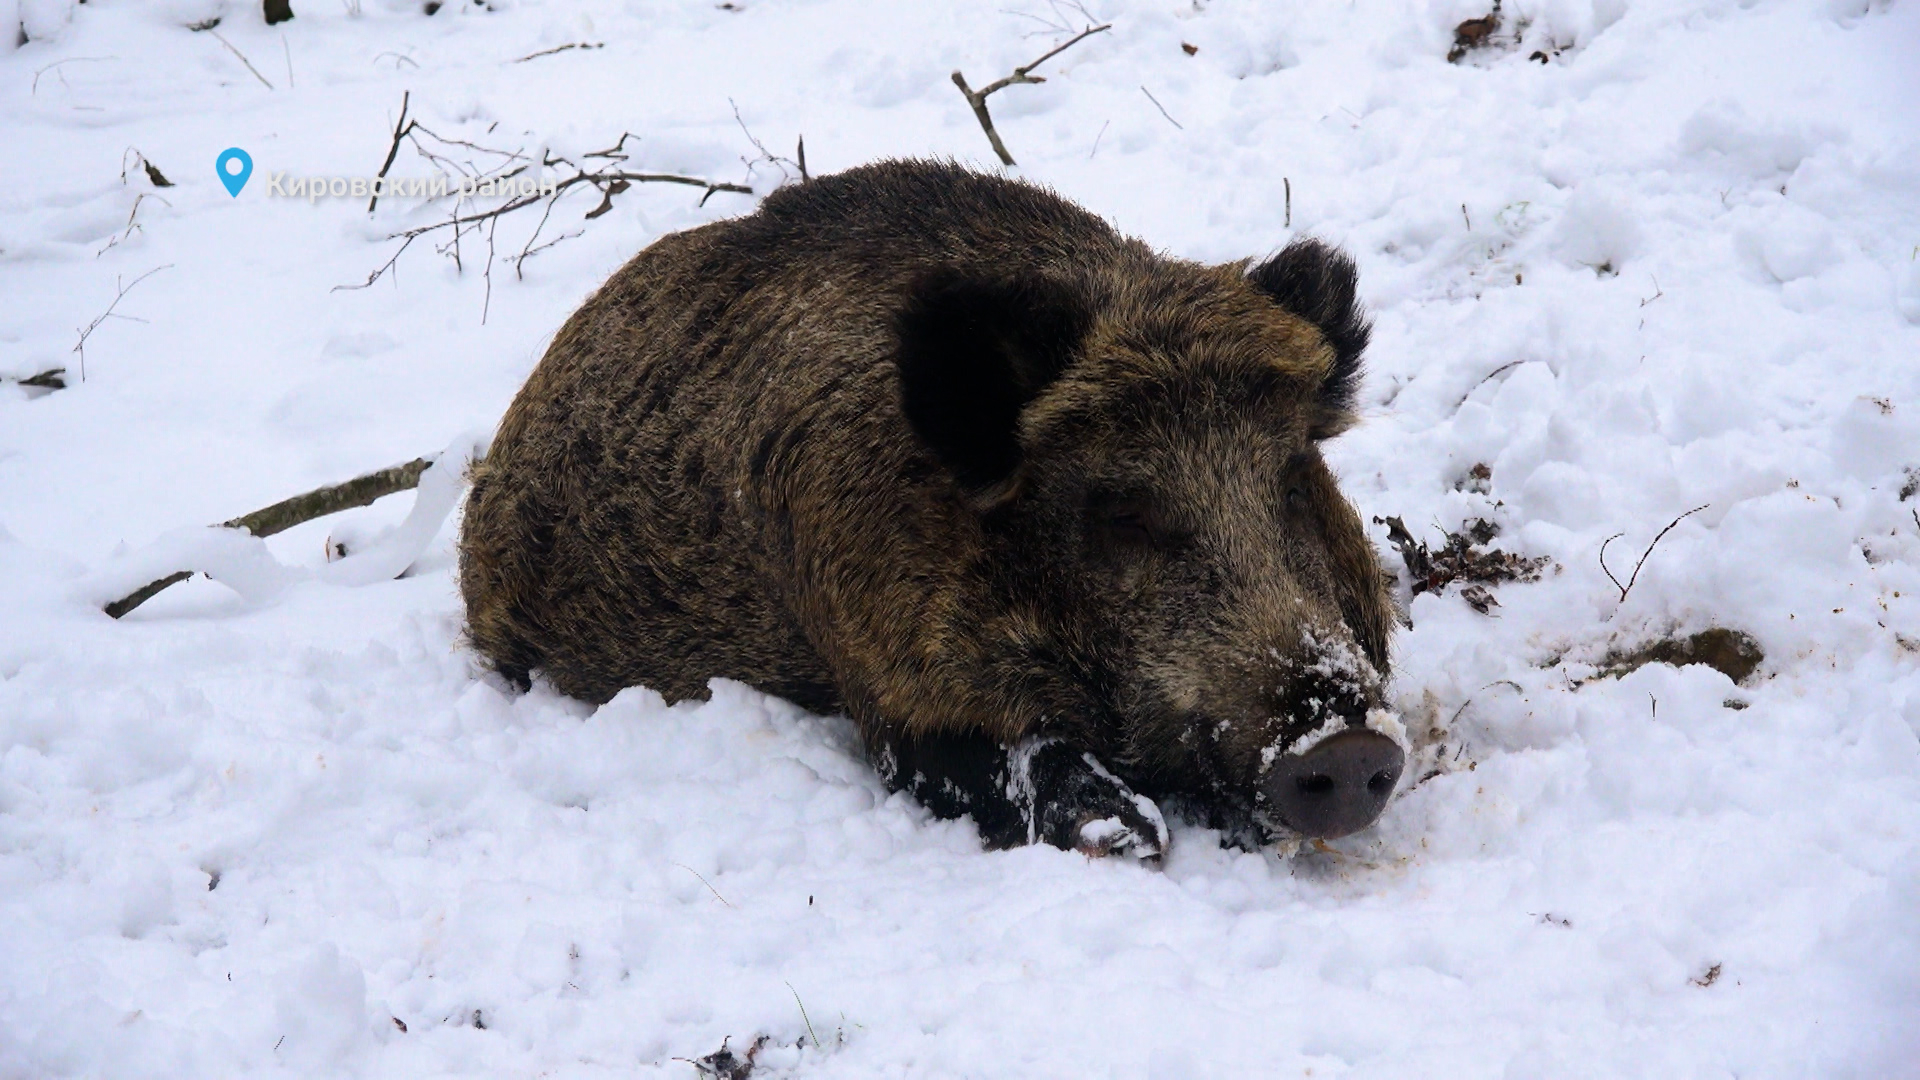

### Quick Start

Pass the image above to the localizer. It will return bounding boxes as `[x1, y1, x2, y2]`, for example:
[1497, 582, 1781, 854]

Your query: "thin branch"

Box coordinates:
[208, 29, 275, 90]
[32, 56, 114, 94]
[340, 169, 748, 293]
[673, 864, 734, 908]
[368, 90, 414, 214]
[1088, 119, 1109, 158]
[340, 119, 752, 294]
[511, 41, 602, 63]
[104, 457, 435, 619]
[1140, 85, 1183, 129]
[729, 99, 805, 185]
[511, 196, 565, 279]
[508, 227, 582, 278]
[282, 35, 295, 88]
[1453, 359, 1525, 409]
[96, 192, 172, 257]
[951, 21, 1112, 166]
[481, 215, 498, 325]
[1599, 504, 1709, 604]
[73, 265, 172, 381]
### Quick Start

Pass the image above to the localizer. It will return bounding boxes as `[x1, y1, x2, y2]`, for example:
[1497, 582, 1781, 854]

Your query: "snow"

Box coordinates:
[2, 0, 1917, 1076]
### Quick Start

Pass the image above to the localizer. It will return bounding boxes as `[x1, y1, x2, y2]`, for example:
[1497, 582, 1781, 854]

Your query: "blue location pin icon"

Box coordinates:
[216, 148, 253, 197]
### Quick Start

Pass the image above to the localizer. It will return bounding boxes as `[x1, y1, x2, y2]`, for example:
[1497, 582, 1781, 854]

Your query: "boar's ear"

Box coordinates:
[1247, 239, 1371, 437]
[895, 269, 1091, 497]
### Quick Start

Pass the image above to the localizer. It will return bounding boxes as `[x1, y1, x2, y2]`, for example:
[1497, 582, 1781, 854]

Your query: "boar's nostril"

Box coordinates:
[1265, 730, 1404, 840]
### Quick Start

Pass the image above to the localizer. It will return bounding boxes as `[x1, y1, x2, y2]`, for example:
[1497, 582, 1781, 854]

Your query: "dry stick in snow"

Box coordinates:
[1140, 85, 1183, 130]
[511, 42, 602, 63]
[729, 100, 806, 186]
[74, 265, 172, 381]
[208, 29, 275, 90]
[672, 864, 734, 908]
[1599, 503, 1710, 605]
[951, 21, 1112, 166]
[32, 56, 114, 94]
[104, 458, 434, 619]
[339, 151, 750, 292]
[367, 90, 413, 214]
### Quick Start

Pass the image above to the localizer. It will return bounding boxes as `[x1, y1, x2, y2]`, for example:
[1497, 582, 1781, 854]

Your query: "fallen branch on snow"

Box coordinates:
[105, 456, 434, 618]
[951, 20, 1111, 166]
[1598, 503, 1708, 605]
[340, 118, 754, 293]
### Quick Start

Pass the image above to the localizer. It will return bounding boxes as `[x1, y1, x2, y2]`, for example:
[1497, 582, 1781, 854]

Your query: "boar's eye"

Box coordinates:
[1090, 496, 1174, 551]
[1106, 506, 1157, 548]
[1285, 486, 1308, 512]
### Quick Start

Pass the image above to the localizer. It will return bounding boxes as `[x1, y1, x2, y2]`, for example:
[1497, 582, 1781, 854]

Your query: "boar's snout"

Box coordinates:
[1265, 729, 1404, 840]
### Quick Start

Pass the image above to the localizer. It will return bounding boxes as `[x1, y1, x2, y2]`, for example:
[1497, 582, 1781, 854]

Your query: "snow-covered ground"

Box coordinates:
[3, 0, 1918, 1075]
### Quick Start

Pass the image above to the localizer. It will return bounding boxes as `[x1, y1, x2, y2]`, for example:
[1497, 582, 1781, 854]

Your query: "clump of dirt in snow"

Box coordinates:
[687, 1036, 769, 1079]
[1374, 515, 1549, 614]
[1448, 2, 1502, 63]
[1597, 628, 1766, 686]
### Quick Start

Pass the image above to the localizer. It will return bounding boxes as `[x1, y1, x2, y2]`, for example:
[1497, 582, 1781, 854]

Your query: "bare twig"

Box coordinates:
[673, 864, 734, 908]
[481, 215, 498, 325]
[729, 99, 806, 185]
[120, 147, 173, 188]
[1599, 504, 1709, 604]
[511, 41, 603, 63]
[340, 119, 751, 294]
[208, 29, 275, 90]
[951, 21, 1112, 165]
[507, 226, 582, 278]
[1089, 119, 1109, 158]
[1639, 275, 1665, 307]
[96, 192, 172, 257]
[340, 168, 749, 291]
[104, 457, 435, 618]
[32, 56, 114, 94]
[1453, 359, 1525, 409]
[368, 90, 414, 214]
[1140, 85, 1183, 130]
[1284, 177, 1291, 229]
[1462, 203, 1472, 231]
[282, 35, 294, 88]
[73, 265, 172, 381]
[796, 136, 808, 182]
[373, 50, 419, 70]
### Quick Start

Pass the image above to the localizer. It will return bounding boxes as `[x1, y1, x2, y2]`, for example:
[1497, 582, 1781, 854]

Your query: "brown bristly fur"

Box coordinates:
[461, 159, 1393, 829]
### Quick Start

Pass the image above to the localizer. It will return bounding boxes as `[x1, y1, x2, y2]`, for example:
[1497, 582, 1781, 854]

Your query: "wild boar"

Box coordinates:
[460, 160, 1402, 860]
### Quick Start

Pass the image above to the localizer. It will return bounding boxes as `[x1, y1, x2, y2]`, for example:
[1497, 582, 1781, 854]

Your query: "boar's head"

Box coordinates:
[896, 238, 1403, 841]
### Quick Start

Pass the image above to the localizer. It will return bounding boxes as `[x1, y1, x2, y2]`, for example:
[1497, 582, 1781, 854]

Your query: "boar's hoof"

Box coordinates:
[1015, 739, 1170, 863]
[1265, 729, 1404, 840]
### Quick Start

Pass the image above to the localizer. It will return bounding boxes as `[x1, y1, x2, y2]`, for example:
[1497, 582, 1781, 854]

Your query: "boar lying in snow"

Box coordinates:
[460, 160, 1404, 860]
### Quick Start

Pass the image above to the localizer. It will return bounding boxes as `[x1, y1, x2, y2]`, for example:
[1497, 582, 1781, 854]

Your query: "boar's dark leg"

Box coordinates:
[870, 730, 1168, 860]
